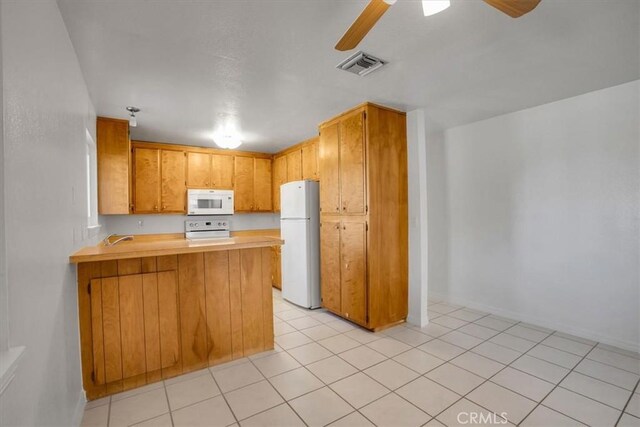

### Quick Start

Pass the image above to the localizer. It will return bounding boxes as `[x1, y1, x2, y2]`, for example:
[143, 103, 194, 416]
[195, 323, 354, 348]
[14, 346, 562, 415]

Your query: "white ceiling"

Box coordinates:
[58, 0, 639, 153]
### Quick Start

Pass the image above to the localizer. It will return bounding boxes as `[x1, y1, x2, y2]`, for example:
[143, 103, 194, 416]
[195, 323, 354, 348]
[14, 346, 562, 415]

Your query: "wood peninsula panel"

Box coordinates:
[228, 250, 244, 359]
[142, 273, 162, 381]
[76, 244, 278, 400]
[177, 253, 208, 372]
[240, 249, 265, 356]
[118, 275, 147, 379]
[102, 277, 123, 383]
[204, 251, 233, 365]
[157, 270, 182, 378]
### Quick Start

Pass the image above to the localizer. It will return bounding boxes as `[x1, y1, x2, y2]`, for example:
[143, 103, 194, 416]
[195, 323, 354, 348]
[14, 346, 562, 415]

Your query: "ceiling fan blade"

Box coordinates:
[335, 0, 393, 51]
[483, 0, 541, 18]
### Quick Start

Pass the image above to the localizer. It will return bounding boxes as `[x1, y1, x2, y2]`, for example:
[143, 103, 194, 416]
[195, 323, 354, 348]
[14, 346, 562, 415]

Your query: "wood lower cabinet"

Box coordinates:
[319, 103, 408, 331]
[77, 248, 275, 400]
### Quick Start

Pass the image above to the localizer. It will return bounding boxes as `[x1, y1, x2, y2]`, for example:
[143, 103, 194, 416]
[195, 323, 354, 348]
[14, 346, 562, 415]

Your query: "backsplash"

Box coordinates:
[102, 212, 280, 235]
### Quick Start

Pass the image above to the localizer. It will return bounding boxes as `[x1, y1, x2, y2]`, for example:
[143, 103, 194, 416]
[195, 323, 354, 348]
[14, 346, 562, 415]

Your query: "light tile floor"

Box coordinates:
[82, 290, 640, 426]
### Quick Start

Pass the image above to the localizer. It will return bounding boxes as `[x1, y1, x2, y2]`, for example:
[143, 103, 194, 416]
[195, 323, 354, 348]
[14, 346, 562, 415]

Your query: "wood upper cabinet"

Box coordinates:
[319, 122, 340, 214]
[286, 150, 302, 182]
[133, 147, 186, 214]
[187, 153, 234, 189]
[211, 154, 234, 189]
[272, 155, 287, 212]
[339, 112, 366, 214]
[133, 147, 161, 213]
[97, 117, 131, 214]
[301, 138, 319, 180]
[161, 150, 186, 212]
[234, 156, 254, 211]
[186, 152, 211, 188]
[254, 158, 272, 211]
[234, 156, 272, 212]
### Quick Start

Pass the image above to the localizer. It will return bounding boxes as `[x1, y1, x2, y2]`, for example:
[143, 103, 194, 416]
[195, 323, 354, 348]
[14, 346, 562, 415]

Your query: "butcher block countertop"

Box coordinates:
[69, 229, 282, 263]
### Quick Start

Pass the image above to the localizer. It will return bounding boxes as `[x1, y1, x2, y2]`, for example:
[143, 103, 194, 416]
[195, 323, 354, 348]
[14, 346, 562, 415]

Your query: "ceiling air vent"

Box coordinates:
[336, 51, 387, 77]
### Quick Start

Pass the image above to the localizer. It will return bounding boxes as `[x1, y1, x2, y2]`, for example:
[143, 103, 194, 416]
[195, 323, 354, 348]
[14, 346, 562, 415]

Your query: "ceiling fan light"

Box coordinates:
[422, 0, 450, 16]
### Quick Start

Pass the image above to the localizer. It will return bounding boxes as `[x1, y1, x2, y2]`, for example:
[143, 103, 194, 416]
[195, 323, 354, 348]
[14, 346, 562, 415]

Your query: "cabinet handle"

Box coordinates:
[162, 205, 166, 210]
[335, 207, 339, 211]
[342, 206, 346, 211]
[335, 224, 339, 230]
[154, 205, 158, 211]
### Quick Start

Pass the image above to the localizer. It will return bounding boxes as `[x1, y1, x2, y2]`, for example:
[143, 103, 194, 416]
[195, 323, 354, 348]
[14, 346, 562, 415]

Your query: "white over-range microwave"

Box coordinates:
[187, 189, 234, 216]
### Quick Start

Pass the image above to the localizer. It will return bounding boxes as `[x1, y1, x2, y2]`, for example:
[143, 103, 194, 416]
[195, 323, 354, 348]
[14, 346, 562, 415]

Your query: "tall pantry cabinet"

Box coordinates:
[318, 103, 408, 331]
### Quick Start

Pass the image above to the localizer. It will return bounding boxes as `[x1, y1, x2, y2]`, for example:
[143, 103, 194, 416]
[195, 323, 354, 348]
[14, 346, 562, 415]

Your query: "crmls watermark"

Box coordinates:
[457, 411, 509, 424]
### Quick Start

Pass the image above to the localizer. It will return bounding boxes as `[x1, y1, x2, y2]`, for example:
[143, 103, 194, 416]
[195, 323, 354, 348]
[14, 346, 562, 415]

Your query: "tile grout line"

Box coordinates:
[615, 377, 640, 426]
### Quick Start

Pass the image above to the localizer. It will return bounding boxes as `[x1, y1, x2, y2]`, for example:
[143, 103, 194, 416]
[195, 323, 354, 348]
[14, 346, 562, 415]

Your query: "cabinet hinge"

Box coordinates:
[87, 282, 91, 295]
[90, 371, 95, 383]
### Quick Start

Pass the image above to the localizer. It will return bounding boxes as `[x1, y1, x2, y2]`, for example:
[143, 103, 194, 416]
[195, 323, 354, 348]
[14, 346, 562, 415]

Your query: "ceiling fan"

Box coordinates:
[335, 0, 541, 51]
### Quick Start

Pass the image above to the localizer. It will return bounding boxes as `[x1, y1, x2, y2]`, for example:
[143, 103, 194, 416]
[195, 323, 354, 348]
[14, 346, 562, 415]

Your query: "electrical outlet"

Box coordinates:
[137, 220, 144, 228]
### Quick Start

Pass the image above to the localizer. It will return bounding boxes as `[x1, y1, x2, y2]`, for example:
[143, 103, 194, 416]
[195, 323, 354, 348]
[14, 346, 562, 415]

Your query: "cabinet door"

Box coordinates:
[302, 139, 319, 180]
[319, 123, 340, 214]
[133, 147, 160, 213]
[286, 150, 302, 182]
[234, 156, 255, 211]
[339, 112, 366, 214]
[272, 156, 287, 212]
[340, 220, 367, 325]
[187, 152, 211, 188]
[97, 118, 130, 214]
[320, 220, 342, 314]
[157, 270, 182, 378]
[161, 150, 186, 213]
[211, 154, 234, 189]
[254, 158, 272, 211]
[118, 275, 147, 379]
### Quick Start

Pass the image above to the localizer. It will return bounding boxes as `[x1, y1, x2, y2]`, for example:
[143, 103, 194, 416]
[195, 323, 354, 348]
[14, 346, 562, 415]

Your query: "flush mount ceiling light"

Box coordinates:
[214, 134, 242, 149]
[126, 106, 140, 128]
[422, 0, 450, 16]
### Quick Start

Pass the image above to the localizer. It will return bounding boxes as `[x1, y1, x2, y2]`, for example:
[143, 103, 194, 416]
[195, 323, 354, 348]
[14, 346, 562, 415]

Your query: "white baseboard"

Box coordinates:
[428, 292, 640, 354]
[72, 391, 86, 427]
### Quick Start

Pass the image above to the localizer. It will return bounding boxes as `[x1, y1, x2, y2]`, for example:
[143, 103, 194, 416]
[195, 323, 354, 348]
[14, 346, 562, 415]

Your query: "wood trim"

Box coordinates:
[318, 102, 406, 128]
[272, 136, 319, 158]
[131, 140, 272, 159]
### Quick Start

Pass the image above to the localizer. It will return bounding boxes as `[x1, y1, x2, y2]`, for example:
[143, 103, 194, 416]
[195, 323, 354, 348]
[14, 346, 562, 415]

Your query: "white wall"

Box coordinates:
[436, 81, 639, 351]
[103, 212, 280, 235]
[0, 0, 6, 353]
[0, 1, 100, 425]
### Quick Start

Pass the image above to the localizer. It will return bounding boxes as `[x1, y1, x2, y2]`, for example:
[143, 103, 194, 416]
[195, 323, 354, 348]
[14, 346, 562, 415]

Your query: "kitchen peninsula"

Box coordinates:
[70, 233, 282, 400]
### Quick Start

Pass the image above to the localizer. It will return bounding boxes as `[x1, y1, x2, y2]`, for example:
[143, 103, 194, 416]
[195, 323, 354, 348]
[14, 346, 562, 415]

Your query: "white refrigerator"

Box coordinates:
[280, 180, 321, 309]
